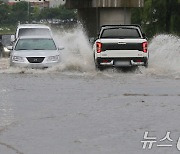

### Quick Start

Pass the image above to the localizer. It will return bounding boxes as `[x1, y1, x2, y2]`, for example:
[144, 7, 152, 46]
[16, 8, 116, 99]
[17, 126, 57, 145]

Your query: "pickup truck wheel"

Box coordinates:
[144, 60, 148, 68]
[94, 57, 104, 71]
[95, 64, 104, 71]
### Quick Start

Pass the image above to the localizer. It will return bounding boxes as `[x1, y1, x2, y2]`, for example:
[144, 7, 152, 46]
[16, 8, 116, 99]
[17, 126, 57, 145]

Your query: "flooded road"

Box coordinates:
[0, 72, 180, 154]
[0, 29, 180, 154]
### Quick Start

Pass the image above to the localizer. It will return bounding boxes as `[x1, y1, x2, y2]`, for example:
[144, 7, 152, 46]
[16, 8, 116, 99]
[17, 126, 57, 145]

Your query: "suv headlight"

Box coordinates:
[47, 55, 60, 62]
[12, 56, 24, 62]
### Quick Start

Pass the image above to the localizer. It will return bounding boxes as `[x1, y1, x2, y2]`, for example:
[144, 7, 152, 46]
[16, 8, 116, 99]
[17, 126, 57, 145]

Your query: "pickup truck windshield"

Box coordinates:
[100, 28, 141, 39]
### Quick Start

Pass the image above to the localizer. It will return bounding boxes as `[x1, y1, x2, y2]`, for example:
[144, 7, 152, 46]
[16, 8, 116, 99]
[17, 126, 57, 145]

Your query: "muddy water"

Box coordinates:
[0, 27, 180, 79]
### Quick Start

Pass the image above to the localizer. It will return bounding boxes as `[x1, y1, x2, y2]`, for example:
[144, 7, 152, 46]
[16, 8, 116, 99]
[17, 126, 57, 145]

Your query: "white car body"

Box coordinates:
[10, 36, 63, 69]
[93, 25, 149, 69]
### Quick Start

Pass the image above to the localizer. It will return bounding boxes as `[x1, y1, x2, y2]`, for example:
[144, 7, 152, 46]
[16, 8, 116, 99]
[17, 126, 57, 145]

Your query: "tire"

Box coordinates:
[95, 64, 104, 71]
[94, 56, 104, 71]
[144, 60, 148, 68]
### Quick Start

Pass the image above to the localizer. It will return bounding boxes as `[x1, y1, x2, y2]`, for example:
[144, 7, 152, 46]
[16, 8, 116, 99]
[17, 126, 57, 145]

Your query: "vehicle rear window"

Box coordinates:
[100, 28, 141, 39]
[18, 28, 51, 37]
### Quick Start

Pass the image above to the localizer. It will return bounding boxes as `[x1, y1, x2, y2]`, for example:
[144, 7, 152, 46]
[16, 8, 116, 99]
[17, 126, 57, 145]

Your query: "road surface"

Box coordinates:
[0, 71, 180, 154]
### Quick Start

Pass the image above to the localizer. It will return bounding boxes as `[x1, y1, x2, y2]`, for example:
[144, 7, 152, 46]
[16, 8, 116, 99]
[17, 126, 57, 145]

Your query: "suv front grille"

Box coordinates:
[26, 57, 45, 63]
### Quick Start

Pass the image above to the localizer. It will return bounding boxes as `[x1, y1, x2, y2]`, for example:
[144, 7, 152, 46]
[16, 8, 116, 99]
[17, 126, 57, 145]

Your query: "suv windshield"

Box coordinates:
[101, 28, 141, 39]
[15, 38, 57, 50]
[18, 28, 51, 37]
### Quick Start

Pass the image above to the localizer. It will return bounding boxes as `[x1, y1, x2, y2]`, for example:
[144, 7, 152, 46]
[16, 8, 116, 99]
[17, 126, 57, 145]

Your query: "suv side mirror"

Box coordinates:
[6, 46, 13, 50]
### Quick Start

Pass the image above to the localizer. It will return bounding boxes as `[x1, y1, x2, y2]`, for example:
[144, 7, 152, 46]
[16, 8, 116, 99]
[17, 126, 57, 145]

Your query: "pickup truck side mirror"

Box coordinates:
[142, 33, 146, 39]
[97, 33, 100, 38]
[89, 37, 96, 43]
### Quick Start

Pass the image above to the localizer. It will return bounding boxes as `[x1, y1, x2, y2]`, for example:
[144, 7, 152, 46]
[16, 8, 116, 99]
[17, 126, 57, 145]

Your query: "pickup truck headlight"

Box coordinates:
[12, 56, 24, 62]
[47, 55, 60, 62]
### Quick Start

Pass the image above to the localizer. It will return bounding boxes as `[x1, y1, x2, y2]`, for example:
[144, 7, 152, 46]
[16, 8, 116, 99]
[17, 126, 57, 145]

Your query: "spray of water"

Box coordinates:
[49, 25, 95, 73]
[141, 34, 180, 78]
[0, 28, 179, 79]
[50, 32, 180, 78]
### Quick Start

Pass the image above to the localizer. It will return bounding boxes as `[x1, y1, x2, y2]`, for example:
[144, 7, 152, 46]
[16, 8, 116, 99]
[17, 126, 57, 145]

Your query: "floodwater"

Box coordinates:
[0, 27, 180, 78]
[0, 27, 180, 154]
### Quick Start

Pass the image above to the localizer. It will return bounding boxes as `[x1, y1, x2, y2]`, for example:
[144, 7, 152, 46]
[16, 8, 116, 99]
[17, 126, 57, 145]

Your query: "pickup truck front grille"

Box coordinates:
[102, 43, 143, 51]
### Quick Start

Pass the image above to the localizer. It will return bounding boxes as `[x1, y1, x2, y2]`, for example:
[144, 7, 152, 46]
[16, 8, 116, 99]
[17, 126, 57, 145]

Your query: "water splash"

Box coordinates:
[140, 34, 180, 78]
[0, 31, 180, 79]
[51, 25, 95, 72]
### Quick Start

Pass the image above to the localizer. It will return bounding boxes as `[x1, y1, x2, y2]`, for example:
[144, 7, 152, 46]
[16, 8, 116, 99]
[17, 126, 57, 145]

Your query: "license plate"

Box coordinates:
[114, 61, 131, 66]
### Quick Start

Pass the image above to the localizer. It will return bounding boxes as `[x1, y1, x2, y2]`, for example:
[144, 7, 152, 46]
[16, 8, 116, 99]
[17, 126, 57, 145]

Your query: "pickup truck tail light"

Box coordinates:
[96, 42, 102, 53]
[142, 42, 148, 53]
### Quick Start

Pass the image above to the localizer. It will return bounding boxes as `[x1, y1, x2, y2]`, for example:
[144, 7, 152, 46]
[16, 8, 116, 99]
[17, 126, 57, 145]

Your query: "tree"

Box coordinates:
[0, 1, 11, 24]
[11, 1, 29, 23]
[39, 5, 77, 20]
[132, 0, 180, 37]
[31, 6, 41, 21]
